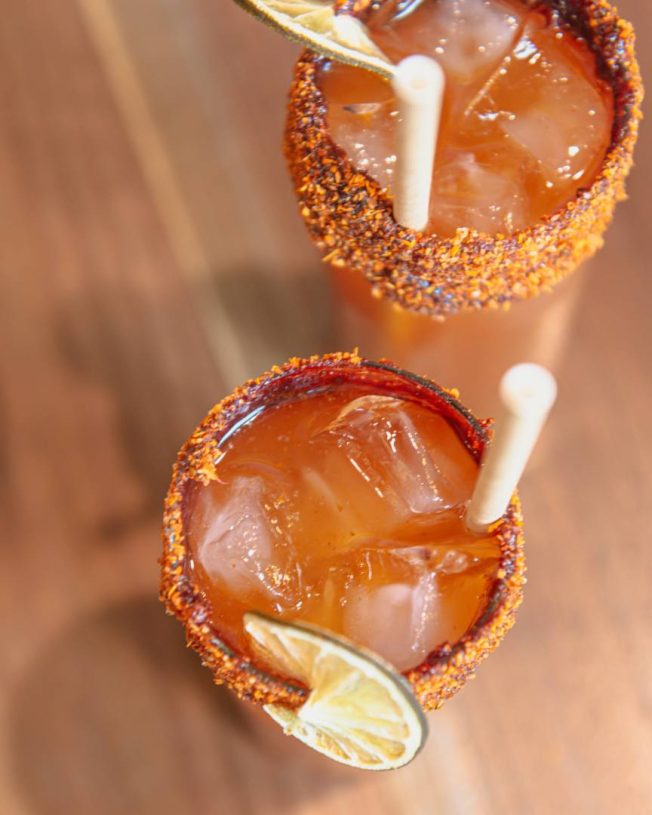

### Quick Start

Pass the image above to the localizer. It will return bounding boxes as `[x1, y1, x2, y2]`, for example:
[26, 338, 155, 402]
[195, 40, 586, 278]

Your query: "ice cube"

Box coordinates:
[373, 0, 526, 85]
[343, 537, 500, 662]
[320, 395, 476, 515]
[343, 575, 441, 670]
[321, 62, 396, 190]
[465, 20, 613, 188]
[432, 149, 529, 234]
[191, 476, 299, 603]
[340, 531, 501, 668]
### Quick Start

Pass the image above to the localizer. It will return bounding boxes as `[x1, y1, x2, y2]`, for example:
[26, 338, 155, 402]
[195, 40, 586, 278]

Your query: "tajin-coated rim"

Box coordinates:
[160, 352, 526, 712]
[284, 0, 643, 316]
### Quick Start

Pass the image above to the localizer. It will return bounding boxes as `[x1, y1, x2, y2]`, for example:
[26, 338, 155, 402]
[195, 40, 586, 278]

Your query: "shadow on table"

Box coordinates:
[49, 258, 334, 553]
[9, 596, 359, 815]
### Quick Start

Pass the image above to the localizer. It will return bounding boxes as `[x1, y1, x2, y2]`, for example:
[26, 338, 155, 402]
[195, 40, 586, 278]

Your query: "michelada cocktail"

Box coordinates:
[282, 0, 641, 412]
[161, 353, 548, 767]
[321, 0, 614, 238]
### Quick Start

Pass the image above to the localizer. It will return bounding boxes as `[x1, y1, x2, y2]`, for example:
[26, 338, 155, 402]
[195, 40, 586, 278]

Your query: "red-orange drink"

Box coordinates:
[322, 0, 613, 236]
[187, 378, 499, 670]
[161, 354, 525, 711]
[285, 0, 641, 414]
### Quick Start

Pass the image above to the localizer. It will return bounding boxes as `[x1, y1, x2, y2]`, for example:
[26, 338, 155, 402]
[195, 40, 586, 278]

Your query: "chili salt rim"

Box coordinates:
[284, 0, 643, 317]
[160, 352, 525, 712]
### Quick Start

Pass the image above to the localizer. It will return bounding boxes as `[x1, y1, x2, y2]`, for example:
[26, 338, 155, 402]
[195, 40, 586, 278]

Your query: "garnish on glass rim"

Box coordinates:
[232, 0, 395, 79]
[244, 611, 428, 770]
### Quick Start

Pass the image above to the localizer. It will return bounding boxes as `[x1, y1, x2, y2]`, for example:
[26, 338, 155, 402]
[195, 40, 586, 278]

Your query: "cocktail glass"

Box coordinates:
[161, 353, 525, 766]
[284, 0, 642, 415]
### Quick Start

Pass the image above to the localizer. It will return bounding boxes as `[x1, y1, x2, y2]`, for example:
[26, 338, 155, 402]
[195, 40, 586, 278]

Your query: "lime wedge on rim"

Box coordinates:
[232, 0, 395, 79]
[244, 611, 428, 770]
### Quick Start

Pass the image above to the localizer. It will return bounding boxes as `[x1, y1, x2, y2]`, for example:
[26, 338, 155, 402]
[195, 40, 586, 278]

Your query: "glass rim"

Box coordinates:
[160, 352, 526, 712]
[284, 0, 643, 317]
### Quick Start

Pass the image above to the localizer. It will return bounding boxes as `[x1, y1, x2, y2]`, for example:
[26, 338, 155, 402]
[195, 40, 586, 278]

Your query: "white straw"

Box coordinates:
[391, 55, 445, 231]
[466, 364, 558, 533]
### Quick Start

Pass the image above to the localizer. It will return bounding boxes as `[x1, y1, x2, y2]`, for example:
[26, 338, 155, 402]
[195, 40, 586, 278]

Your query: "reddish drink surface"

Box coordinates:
[186, 382, 500, 671]
[319, 0, 614, 236]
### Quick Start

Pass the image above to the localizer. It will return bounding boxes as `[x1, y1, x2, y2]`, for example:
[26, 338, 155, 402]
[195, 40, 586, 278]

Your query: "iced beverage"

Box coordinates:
[322, 0, 613, 237]
[285, 0, 641, 413]
[161, 353, 525, 712]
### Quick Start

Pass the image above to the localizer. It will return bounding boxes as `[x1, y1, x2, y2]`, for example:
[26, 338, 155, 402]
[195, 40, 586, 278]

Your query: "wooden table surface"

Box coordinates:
[1, 2, 650, 813]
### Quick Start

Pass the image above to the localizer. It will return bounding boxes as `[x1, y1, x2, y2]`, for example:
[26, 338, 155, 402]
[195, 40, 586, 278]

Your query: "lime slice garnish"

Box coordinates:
[233, 0, 395, 79]
[244, 612, 428, 770]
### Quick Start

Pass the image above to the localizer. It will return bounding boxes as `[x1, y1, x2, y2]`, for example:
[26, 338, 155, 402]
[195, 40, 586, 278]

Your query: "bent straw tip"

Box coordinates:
[499, 363, 558, 419]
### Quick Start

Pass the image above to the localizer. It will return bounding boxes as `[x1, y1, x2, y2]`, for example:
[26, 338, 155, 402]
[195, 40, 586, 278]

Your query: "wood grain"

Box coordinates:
[0, 1, 650, 813]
